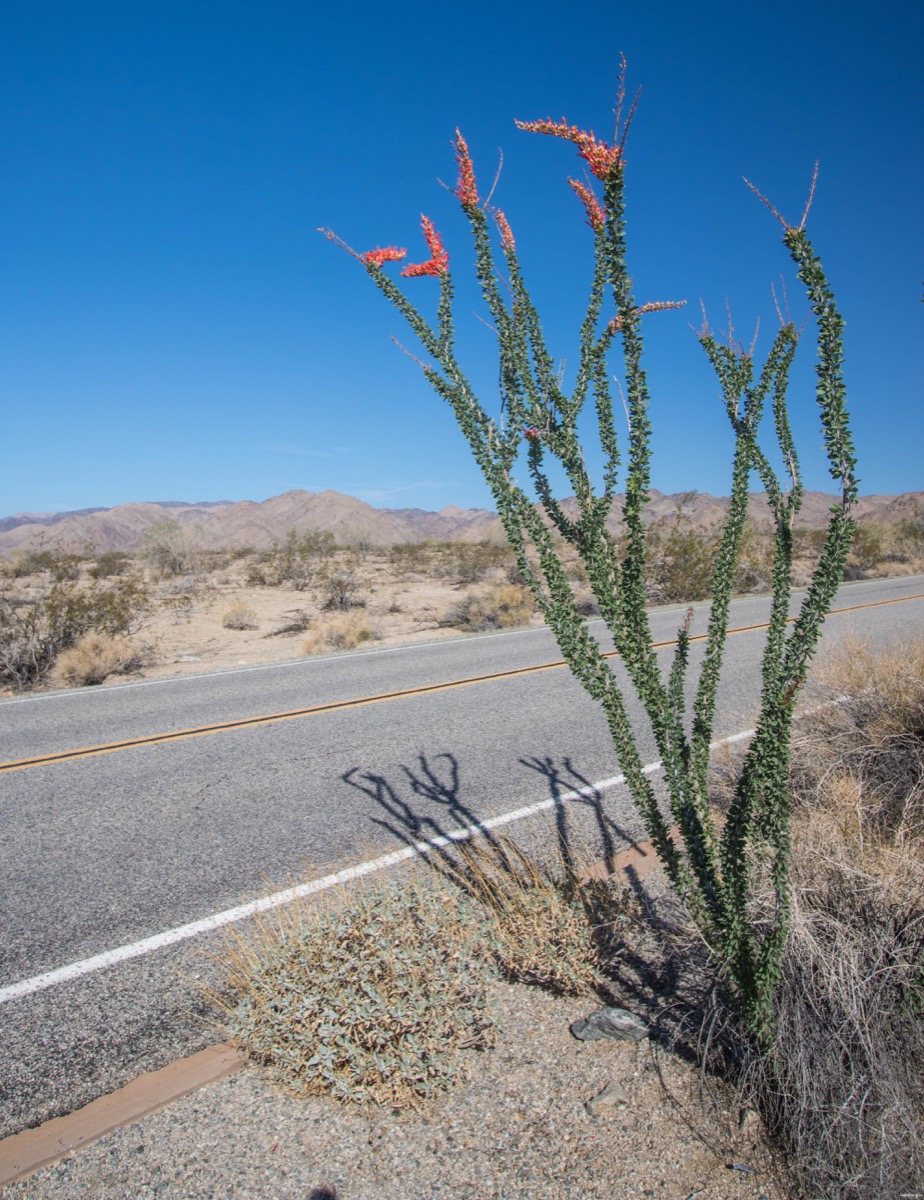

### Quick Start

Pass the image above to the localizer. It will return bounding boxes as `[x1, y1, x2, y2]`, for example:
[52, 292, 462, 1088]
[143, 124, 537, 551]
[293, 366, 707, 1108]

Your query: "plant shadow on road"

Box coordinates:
[343, 750, 634, 869]
[340, 751, 727, 1066]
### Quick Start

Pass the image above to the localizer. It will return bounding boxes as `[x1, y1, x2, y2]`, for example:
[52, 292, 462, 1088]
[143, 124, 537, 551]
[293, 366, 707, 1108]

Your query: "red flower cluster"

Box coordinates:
[568, 178, 605, 232]
[454, 129, 478, 209]
[493, 209, 515, 252]
[523, 426, 541, 441]
[515, 117, 622, 180]
[362, 246, 407, 268]
[401, 215, 449, 278]
[607, 299, 687, 335]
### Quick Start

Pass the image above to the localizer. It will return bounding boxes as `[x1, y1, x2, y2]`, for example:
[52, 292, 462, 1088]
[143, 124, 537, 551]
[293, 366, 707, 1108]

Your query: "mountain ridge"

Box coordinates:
[0, 488, 920, 555]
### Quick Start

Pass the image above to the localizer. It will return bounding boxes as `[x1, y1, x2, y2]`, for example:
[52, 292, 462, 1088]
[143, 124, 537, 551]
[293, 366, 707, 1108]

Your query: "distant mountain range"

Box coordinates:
[0, 488, 920, 556]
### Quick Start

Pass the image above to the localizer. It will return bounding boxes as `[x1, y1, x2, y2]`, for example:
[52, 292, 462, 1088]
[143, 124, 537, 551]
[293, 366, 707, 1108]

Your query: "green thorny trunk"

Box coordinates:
[324, 100, 857, 1045]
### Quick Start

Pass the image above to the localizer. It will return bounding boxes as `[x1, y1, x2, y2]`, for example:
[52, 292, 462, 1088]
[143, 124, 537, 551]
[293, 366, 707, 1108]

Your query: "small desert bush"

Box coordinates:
[221, 601, 258, 631]
[220, 879, 495, 1109]
[301, 612, 374, 654]
[646, 520, 718, 603]
[443, 583, 535, 632]
[388, 540, 432, 578]
[265, 528, 336, 590]
[437, 540, 515, 585]
[319, 566, 365, 611]
[88, 549, 132, 579]
[216, 840, 640, 1111]
[266, 608, 311, 637]
[841, 514, 924, 580]
[0, 579, 149, 689]
[53, 632, 141, 687]
[141, 517, 201, 578]
[8, 546, 81, 582]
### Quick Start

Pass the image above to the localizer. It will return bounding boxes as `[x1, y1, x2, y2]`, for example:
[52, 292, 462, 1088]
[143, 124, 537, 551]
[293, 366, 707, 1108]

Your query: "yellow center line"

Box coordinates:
[3, 590, 922, 774]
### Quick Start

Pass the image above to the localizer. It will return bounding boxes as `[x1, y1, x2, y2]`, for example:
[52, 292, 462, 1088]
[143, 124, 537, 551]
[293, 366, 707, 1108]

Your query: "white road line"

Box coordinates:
[0, 723, 763, 1007]
[0, 764, 666, 1006]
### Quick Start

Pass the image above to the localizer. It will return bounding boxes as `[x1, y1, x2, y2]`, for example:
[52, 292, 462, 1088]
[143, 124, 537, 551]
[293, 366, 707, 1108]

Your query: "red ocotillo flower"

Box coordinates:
[401, 215, 449, 278]
[568, 178, 605, 232]
[362, 246, 407, 268]
[607, 299, 688, 335]
[515, 117, 622, 180]
[492, 209, 515, 252]
[523, 426, 541, 442]
[454, 129, 478, 209]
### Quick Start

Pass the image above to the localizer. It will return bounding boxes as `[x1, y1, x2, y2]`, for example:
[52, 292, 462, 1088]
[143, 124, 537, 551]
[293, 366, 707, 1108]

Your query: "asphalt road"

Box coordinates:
[2, 575, 923, 1138]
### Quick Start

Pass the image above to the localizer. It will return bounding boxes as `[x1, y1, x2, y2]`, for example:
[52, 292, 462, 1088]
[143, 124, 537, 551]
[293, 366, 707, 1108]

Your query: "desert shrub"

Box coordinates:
[266, 528, 335, 591]
[52, 632, 141, 686]
[443, 583, 535, 632]
[0, 578, 149, 689]
[88, 549, 132, 579]
[9, 546, 81, 582]
[732, 520, 774, 593]
[221, 601, 258, 631]
[388, 541, 432, 577]
[319, 566, 364, 611]
[342, 531, 376, 560]
[220, 879, 495, 1109]
[141, 517, 201, 578]
[244, 557, 270, 586]
[301, 612, 374, 654]
[895, 511, 924, 559]
[160, 578, 201, 623]
[796, 633, 924, 851]
[845, 521, 885, 575]
[647, 521, 718, 602]
[755, 857, 924, 1199]
[265, 608, 311, 637]
[844, 515, 924, 578]
[437, 540, 515, 585]
[572, 590, 601, 617]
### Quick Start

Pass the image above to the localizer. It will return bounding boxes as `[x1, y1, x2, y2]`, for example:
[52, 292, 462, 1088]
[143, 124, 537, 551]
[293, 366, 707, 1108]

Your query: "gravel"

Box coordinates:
[4, 980, 783, 1199]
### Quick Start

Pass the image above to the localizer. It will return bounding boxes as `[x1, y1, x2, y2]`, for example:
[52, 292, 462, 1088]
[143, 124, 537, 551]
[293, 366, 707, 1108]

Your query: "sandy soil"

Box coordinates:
[4, 551, 545, 697]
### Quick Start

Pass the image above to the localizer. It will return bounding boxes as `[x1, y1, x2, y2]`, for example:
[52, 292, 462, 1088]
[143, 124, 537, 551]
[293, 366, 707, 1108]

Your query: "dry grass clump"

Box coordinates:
[443, 583, 535, 632]
[735, 634, 924, 1198]
[301, 612, 375, 654]
[219, 879, 495, 1110]
[431, 835, 639, 997]
[795, 632, 924, 845]
[221, 601, 258, 631]
[52, 632, 142, 686]
[215, 837, 640, 1115]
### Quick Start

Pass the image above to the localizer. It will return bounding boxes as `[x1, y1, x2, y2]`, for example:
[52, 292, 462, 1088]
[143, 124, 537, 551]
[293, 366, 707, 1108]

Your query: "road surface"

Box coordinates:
[2, 575, 922, 1137]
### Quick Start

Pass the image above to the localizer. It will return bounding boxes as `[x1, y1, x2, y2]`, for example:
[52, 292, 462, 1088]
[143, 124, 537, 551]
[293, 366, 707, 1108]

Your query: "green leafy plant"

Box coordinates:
[324, 66, 857, 1044]
[220, 879, 495, 1109]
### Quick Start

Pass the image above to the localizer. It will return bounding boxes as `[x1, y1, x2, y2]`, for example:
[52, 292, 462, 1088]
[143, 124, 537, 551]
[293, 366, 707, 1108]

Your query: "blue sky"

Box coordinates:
[2, 1, 922, 517]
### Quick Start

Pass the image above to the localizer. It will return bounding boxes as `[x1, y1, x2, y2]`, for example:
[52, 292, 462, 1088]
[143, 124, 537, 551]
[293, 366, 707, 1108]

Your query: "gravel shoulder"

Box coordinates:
[3, 977, 783, 1200]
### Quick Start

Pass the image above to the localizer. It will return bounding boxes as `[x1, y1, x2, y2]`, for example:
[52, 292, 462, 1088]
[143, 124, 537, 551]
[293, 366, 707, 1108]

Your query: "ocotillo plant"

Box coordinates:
[321, 71, 857, 1044]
